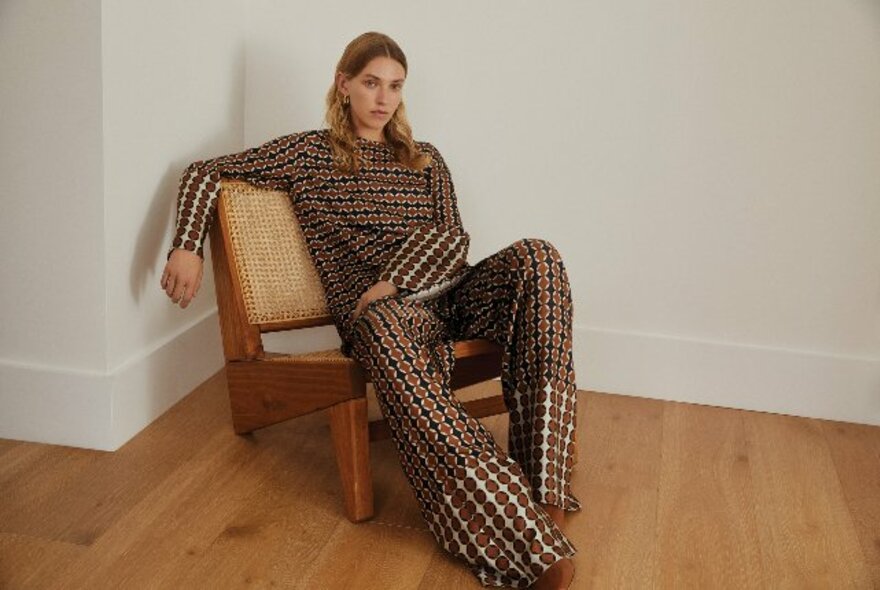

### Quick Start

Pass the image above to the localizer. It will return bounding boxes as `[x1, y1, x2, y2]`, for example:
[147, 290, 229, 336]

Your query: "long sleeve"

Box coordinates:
[376, 143, 470, 294]
[168, 131, 310, 261]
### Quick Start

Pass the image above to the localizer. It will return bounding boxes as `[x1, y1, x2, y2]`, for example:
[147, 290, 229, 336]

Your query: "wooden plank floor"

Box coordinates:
[1, 370, 878, 589]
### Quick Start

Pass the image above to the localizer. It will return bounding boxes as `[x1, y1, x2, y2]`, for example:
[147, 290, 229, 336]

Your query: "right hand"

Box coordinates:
[161, 249, 204, 309]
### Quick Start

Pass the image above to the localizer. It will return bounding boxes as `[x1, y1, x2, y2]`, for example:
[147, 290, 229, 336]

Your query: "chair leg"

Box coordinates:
[327, 397, 374, 523]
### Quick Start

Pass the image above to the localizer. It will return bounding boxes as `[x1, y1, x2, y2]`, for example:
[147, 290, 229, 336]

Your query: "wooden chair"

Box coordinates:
[207, 180, 510, 523]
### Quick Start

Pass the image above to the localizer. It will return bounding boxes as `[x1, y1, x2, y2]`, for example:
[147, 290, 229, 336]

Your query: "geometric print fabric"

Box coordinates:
[169, 130, 581, 587]
[348, 237, 580, 588]
[169, 128, 471, 351]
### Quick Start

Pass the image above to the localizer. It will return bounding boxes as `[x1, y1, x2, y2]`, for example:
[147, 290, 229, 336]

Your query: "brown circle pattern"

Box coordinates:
[168, 129, 581, 587]
[347, 237, 580, 588]
[168, 129, 472, 352]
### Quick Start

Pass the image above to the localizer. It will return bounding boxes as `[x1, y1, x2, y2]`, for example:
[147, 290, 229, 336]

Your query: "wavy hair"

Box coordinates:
[324, 32, 432, 174]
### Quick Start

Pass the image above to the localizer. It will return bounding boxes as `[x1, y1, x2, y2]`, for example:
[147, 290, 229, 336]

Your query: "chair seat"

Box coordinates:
[264, 349, 355, 364]
[262, 338, 502, 366]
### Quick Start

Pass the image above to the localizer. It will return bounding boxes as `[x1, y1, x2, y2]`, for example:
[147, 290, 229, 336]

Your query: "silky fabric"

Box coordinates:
[167, 130, 582, 588]
[168, 130, 471, 349]
[347, 237, 580, 589]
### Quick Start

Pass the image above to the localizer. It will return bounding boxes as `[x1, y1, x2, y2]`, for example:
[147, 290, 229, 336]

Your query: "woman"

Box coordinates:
[161, 31, 579, 590]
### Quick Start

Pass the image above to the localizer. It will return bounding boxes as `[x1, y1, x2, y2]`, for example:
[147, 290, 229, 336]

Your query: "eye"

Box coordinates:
[365, 79, 376, 87]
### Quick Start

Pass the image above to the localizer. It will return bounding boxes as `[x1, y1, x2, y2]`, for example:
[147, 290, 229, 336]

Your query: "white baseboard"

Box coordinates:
[574, 325, 880, 426]
[0, 359, 112, 451]
[1, 318, 876, 452]
[0, 311, 225, 451]
[109, 311, 225, 450]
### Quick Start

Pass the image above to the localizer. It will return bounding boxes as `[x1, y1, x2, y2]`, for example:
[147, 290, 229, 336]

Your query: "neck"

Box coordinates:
[353, 124, 385, 143]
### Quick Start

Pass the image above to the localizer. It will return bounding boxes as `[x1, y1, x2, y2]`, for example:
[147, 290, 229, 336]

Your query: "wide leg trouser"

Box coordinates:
[347, 238, 581, 588]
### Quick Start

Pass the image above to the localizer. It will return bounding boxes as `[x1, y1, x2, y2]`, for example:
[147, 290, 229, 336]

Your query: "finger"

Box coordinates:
[180, 283, 195, 308]
[193, 266, 204, 297]
[165, 275, 177, 297]
[171, 281, 187, 304]
[357, 297, 374, 319]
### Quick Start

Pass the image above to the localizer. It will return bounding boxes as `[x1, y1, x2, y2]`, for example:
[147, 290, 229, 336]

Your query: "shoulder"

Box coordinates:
[265, 129, 330, 159]
[304, 128, 329, 141]
[415, 139, 437, 155]
[249, 129, 320, 154]
[415, 140, 445, 169]
[289, 128, 326, 148]
[298, 128, 347, 155]
[267, 128, 326, 147]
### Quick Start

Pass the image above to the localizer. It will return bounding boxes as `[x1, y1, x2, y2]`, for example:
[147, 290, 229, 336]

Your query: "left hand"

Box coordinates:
[161, 248, 205, 309]
[353, 280, 399, 321]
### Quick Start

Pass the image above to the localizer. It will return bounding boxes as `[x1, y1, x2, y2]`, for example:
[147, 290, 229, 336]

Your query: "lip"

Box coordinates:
[371, 110, 389, 116]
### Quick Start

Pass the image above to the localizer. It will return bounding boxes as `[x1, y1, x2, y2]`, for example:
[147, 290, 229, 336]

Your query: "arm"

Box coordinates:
[376, 143, 470, 294]
[168, 131, 310, 261]
[161, 131, 309, 309]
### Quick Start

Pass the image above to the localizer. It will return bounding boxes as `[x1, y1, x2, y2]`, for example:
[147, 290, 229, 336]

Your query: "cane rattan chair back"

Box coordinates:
[219, 181, 330, 328]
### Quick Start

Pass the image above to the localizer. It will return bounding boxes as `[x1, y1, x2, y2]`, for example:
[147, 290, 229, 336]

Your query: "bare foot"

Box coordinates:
[531, 557, 575, 589]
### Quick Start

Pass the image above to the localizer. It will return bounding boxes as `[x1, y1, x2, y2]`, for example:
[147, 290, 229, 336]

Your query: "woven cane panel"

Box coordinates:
[222, 181, 330, 325]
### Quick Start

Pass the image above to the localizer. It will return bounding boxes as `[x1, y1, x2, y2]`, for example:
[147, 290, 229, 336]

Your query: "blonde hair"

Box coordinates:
[324, 32, 432, 174]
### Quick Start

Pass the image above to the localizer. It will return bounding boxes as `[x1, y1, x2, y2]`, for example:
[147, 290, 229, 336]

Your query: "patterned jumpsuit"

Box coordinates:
[169, 129, 581, 588]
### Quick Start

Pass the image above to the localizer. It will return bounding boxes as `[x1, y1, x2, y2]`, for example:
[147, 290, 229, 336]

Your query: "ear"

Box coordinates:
[335, 71, 348, 96]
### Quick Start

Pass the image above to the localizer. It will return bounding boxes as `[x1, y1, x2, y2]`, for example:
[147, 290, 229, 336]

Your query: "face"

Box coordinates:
[337, 56, 406, 141]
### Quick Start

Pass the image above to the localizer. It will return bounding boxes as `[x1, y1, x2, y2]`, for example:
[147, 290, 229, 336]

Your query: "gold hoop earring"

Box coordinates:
[342, 94, 350, 106]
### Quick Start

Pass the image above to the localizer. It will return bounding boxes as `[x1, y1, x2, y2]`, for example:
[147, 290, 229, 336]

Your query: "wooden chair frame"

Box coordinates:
[206, 181, 509, 523]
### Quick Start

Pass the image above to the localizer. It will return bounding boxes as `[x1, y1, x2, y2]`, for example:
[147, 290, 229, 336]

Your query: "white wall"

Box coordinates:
[1, 0, 878, 451]
[101, 0, 246, 448]
[246, 1, 880, 421]
[0, 0, 116, 448]
[0, 0, 245, 450]
[0, 0, 106, 372]
[102, 0, 246, 371]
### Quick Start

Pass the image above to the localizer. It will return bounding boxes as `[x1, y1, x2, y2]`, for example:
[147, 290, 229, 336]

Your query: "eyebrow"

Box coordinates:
[364, 73, 405, 83]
